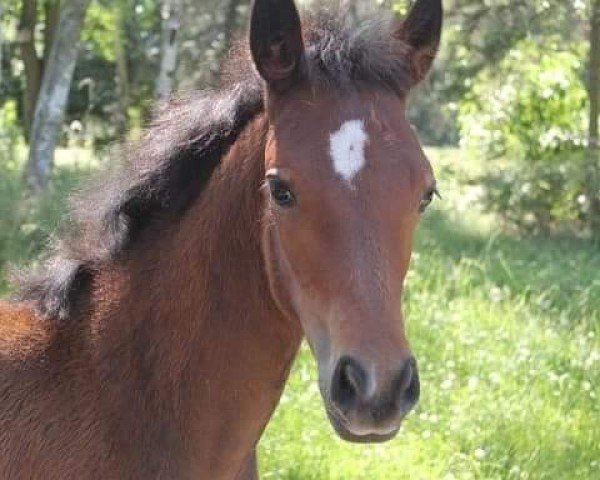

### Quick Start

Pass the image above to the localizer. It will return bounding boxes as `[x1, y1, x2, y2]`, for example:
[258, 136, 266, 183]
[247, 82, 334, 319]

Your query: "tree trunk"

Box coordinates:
[588, 0, 600, 237]
[156, 0, 183, 103]
[24, 0, 90, 193]
[44, 0, 61, 66]
[16, 0, 43, 141]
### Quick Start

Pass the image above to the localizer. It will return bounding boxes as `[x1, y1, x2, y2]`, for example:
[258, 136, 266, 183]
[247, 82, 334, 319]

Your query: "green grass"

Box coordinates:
[0, 148, 598, 478]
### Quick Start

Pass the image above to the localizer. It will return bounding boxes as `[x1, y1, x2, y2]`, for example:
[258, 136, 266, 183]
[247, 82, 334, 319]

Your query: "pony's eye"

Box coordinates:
[419, 187, 439, 213]
[268, 177, 295, 207]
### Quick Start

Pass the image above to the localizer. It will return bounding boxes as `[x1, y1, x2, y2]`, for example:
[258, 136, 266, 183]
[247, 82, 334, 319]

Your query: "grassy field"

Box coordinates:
[1, 149, 599, 479]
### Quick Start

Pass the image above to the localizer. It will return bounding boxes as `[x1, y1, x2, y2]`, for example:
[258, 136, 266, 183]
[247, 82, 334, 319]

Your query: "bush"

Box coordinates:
[459, 39, 587, 160]
[458, 39, 594, 234]
[479, 150, 591, 234]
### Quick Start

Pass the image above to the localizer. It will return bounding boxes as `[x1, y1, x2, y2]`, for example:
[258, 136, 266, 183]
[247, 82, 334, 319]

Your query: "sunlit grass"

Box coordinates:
[0, 148, 598, 478]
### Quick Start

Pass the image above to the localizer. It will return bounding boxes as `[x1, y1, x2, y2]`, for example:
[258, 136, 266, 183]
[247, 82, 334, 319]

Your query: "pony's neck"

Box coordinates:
[90, 116, 302, 477]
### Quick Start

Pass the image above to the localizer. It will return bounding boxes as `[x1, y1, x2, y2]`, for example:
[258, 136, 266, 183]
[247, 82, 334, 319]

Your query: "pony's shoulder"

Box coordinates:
[0, 300, 54, 361]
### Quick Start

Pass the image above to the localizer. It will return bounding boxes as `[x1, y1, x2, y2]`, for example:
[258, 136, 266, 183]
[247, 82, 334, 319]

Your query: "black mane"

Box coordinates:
[17, 6, 415, 321]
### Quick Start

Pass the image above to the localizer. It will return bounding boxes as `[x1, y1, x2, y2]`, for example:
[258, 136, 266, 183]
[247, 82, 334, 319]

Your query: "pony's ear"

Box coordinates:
[249, 0, 305, 92]
[394, 0, 443, 87]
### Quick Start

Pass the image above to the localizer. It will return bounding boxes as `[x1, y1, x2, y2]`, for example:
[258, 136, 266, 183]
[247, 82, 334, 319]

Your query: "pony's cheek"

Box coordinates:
[261, 220, 332, 346]
[261, 220, 303, 324]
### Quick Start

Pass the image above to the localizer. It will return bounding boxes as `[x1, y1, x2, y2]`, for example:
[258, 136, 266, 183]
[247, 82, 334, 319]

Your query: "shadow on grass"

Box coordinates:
[415, 209, 600, 322]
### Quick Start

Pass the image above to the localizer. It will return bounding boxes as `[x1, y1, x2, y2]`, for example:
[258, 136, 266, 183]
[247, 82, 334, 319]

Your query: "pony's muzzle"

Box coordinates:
[327, 355, 420, 442]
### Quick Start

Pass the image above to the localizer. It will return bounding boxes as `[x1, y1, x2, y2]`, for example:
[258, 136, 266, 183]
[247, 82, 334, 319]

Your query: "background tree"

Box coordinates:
[24, 0, 90, 192]
[13, 0, 60, 141]
[156, 0, 183, 102]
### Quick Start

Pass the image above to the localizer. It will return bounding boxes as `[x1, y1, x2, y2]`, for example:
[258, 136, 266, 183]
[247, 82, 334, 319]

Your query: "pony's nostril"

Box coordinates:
[331, 357, 367, 411]
[398, 358, 414, 391]
[396, 357, 420, 413]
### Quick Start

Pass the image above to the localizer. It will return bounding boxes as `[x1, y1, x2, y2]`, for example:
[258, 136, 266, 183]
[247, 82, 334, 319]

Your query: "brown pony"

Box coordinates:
[0, 0, 442, 478]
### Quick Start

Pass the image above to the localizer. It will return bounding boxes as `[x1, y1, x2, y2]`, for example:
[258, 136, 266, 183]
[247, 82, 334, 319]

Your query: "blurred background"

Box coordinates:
[0, 0, 599, 478]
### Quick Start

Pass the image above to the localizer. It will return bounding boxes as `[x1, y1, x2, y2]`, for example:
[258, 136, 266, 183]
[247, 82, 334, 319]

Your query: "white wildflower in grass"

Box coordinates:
[489, 286, 504, 303]
[441, 379, 453, 390]
[509, 465, 521, 476]
[548, 371, 559, 383]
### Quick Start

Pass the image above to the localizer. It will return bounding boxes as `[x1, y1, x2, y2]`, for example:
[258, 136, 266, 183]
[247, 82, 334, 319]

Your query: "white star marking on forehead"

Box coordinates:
[329, 119, 368, 186]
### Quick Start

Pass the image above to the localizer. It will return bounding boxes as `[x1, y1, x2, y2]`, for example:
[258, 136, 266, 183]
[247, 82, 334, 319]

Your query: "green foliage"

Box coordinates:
[392, 0, 586, 147]
[459, 39, 587, 160]
[0, 100, 23, 162]
[0, 4, 23, 126]
[441, 0, 585, 103]
[1, 0, 161, 150]
[67, 0, 160, 146]
[458, 39, 592, 233]
[82, 3, 118, 62]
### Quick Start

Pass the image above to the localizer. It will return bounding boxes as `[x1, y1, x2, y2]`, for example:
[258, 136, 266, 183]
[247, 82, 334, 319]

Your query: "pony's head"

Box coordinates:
[251, 0, 442, 443]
